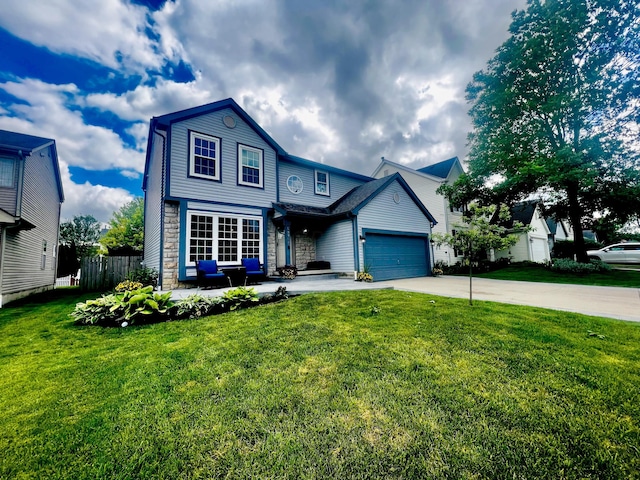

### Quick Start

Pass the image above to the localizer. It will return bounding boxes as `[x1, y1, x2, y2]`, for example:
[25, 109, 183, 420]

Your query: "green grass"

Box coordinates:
[1, 288, 639, 479]
[476, 264, 640, 287]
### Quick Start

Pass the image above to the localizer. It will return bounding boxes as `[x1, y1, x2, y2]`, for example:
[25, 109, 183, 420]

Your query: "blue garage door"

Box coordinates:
[364, 234, 429, 281]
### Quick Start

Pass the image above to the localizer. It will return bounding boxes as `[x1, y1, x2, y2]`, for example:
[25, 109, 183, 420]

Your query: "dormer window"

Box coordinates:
[315, 170, 329, 196]
[189, 131, 220, 181]
[238, 144, 263, 188]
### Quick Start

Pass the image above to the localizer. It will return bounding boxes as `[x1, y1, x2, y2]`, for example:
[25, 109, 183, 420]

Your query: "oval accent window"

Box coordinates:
[393, 192, 401, 204]
[287, 175, 304, 194]
[222, 115, 236, 128]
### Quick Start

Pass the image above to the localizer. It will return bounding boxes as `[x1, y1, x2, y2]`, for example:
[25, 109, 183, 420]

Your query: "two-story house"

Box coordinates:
[371, 157, 466, 266]
[0, 130, 64, 306]
[142, 99, 437, 289]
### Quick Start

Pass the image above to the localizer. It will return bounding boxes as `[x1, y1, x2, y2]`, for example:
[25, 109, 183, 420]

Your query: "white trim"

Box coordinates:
[314, 169, 330, 196]
[186, 210, 263, 267]
[237, 144, 263, 188]
[189, 132, 220, 180]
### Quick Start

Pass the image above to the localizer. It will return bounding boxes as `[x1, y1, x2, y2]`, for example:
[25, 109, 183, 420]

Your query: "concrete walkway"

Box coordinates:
[166, 275, 640, 323]
[389, 276, 640, 322]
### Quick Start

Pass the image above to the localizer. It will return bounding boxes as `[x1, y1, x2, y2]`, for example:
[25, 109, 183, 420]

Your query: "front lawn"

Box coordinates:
[476, 263, 640, 288]
[1, 289, 639, 479]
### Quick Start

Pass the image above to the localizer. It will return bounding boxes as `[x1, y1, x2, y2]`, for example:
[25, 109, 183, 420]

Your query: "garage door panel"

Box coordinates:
[364, 234, 429, 281]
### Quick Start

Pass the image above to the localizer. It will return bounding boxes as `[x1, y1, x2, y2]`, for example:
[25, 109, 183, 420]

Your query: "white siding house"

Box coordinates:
[0, 130, 64, 306]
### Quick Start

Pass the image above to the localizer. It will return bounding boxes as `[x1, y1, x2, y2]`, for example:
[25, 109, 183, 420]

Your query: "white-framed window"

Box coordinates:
[0, 157, 16, 188]
[238, 144, 263, 187]
[186, 211, 262, 266]
[315, 170, 329, 196]
[189, 131, 220, 180]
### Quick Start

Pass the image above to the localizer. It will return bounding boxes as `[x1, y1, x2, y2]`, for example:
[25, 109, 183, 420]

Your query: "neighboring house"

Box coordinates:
[142, 98, 437, 289]
[371, 156, 466, 265]
[0, 130, 64, 306]
[545, 216, 575, 254]
[493, 200, 551, 263]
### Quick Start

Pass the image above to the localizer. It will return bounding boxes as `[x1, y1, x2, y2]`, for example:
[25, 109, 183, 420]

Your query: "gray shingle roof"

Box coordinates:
[0, 130, 54, 153]
[417, 157, 459, 179]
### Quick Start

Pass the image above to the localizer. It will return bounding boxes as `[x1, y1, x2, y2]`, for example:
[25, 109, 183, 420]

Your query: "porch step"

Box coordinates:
[270, 271, 340, 282]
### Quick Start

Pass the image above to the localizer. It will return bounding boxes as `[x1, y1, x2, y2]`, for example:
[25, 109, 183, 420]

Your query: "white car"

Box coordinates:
[587, 243, 640, 264]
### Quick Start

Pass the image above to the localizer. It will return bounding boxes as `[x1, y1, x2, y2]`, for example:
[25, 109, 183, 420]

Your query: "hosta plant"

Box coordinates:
[222, 286, 260, 311]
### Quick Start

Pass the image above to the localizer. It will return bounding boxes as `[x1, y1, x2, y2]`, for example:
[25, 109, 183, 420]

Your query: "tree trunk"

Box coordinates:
[468, 240, 473, 306]
[566, 182, 587, 262]
[469, 260, 473, 306]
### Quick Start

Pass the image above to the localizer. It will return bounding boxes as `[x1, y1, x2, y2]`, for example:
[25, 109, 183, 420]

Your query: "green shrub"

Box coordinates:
[550, 258, 612, 274]
[117, 286, 174, 322]
[552, 239, 603, 259]
[222, 286, 260, 311]
[126, 267, 159, 288]
[71, 285, 174, 326]
[173, 294, 223, 319]
[69, 295, 123, 326]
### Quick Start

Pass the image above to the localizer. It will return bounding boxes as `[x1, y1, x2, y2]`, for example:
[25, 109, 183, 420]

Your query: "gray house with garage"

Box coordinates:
[142, 98, 437, 290]
[0, 130, 64, 306]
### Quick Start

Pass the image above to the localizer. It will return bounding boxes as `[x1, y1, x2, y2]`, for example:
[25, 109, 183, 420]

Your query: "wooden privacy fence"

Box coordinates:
[80, 256, 143, 291]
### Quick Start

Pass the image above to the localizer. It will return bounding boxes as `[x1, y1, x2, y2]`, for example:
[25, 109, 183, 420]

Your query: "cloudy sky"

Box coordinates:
[0, 0, 526, 223]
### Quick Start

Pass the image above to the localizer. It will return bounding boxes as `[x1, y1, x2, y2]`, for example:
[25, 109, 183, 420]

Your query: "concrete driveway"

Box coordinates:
[168, 274, 640, 322]
[389, 276, 640, 322]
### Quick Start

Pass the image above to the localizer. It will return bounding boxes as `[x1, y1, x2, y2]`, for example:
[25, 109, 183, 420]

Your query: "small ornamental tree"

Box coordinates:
[433, 204, 528, 305]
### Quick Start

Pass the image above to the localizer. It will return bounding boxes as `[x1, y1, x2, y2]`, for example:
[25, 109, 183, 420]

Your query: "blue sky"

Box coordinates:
[0, 0, 524, 223]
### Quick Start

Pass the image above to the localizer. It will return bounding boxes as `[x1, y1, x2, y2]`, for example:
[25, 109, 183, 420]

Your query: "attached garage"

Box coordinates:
[363, 232, 430, 281]
[530, 237, 549, 263]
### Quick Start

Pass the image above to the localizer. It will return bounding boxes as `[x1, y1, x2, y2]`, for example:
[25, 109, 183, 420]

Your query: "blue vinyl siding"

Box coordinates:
[168, 108, 277, 207]
[2, 146, 60, 297]
[356, 179, 432, 277]
[357, 179, 431, 236]
[143, 132, 165, 272]
[279, 162, 366, 207]
[316, 219, 354, 273]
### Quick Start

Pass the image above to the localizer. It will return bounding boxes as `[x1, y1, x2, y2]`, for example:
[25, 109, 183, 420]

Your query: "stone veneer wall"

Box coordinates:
[161, 201, 191, 290]
[294, 233, 316, 269]
[266, 219, 277, 276]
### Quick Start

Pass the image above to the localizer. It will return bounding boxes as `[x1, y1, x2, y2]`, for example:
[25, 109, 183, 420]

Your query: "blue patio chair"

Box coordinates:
[196, 260, 230, 289]
[241, 258, 265, 285]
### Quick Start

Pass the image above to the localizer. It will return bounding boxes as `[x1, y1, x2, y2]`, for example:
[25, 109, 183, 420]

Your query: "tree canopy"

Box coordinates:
[463, 0, 640, 260]
[58, 215, 101, 277]
[59, 215, 101, 259]
[100, 197, 144, 254]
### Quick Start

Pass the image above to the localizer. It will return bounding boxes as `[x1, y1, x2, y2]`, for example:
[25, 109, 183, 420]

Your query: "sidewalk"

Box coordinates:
[389, 276, 640, 322]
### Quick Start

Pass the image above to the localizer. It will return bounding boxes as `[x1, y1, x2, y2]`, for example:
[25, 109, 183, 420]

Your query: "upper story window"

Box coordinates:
[315, 170, 329, 196]
[0, 157, 16, 187]
[189, 131, 220, 181]
[238, 144, 263, 188]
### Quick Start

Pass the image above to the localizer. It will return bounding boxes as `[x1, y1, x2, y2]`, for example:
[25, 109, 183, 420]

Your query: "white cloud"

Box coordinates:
[83, 77, 213, 121]
[0, 78, 145, 173]
[58, 160, 134, 223]
[0, 0, 164, 73]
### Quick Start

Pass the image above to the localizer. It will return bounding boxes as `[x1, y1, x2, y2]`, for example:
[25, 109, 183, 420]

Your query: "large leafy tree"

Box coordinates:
[465, 0, 640, 261]
[101, 197, 144, 254]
